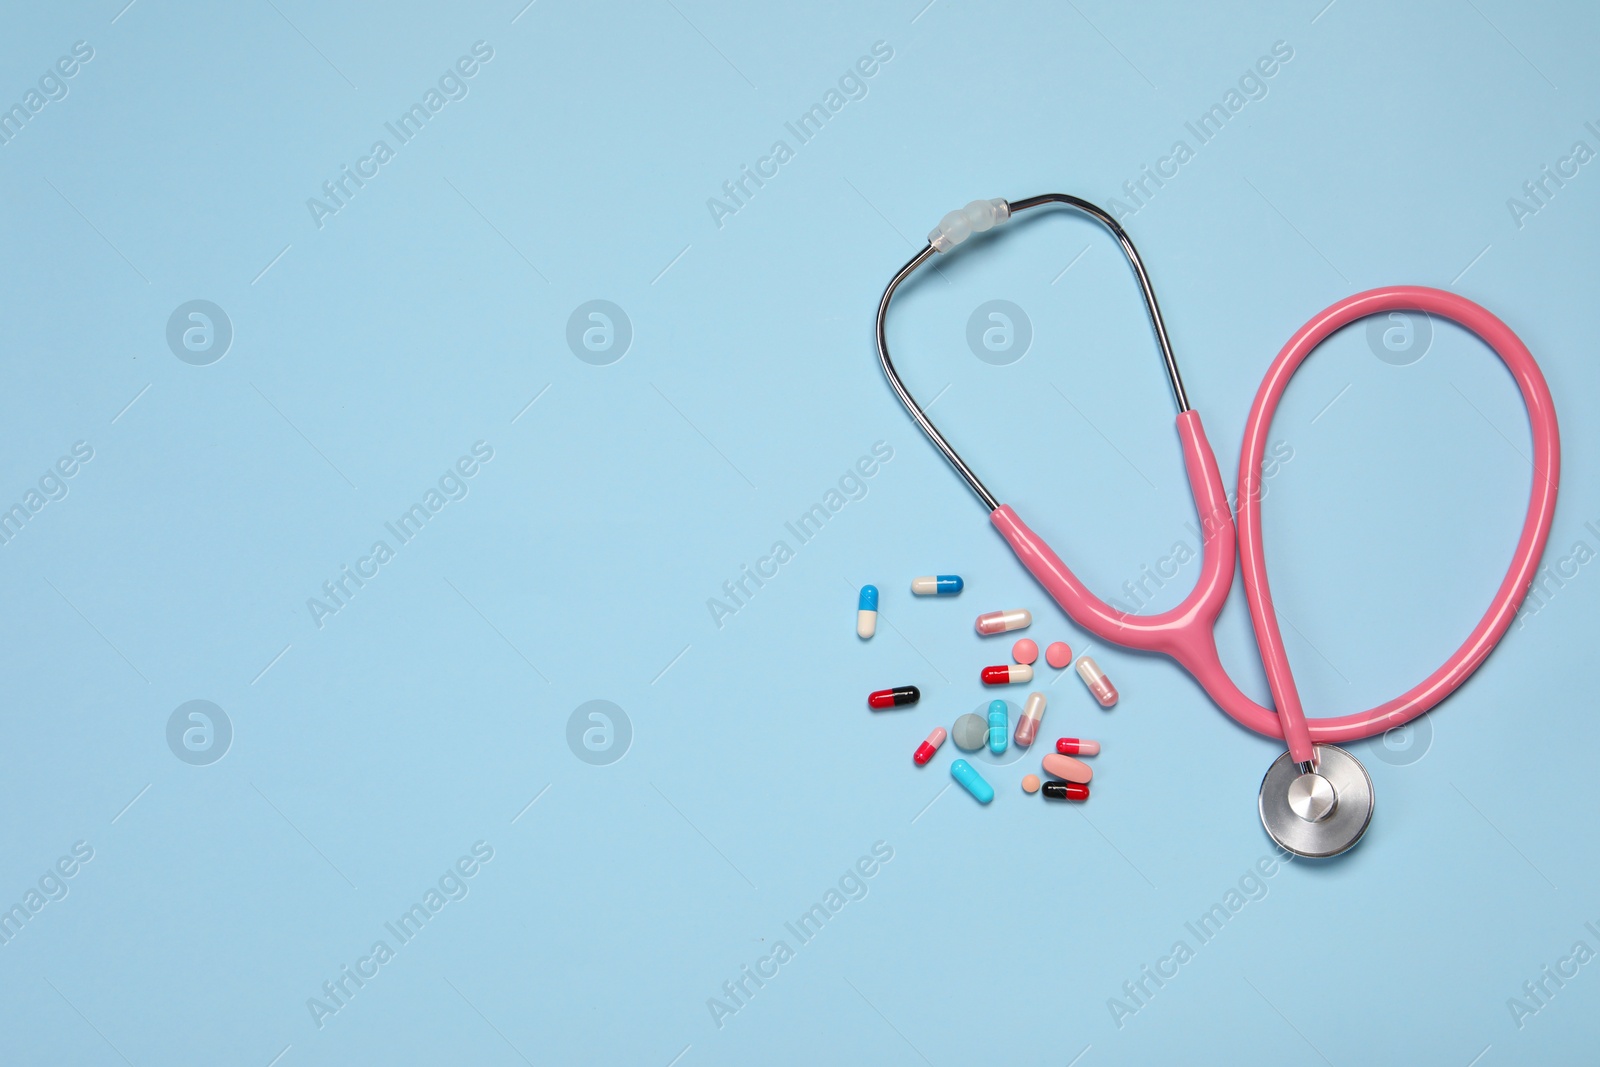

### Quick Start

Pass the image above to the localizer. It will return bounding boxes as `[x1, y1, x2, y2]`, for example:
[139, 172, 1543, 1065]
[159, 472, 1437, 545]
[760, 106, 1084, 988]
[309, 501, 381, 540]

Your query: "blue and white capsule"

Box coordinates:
[950, 759, 994, 803]
[911, 575, 963, 596]
[987, 699, 1008, 755]
[856, 585, 878, 639]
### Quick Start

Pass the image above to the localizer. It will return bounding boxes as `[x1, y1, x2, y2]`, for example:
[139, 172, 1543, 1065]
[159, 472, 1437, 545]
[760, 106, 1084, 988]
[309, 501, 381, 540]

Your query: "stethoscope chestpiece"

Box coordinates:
[1258, 745, 1373, 858]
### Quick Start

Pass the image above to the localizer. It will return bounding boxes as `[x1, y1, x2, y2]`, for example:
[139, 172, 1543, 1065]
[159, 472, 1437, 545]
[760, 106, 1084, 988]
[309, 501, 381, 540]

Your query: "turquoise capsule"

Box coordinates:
[950, 759, 994, 803]
[911, 575, 963, 595]
[987, 699, 1008, 754]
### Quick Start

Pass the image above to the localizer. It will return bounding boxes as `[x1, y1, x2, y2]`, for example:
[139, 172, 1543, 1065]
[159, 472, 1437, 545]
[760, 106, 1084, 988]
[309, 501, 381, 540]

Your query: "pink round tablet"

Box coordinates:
[1042, 753, 1094, 784]
[1045, 641, 1072, 669]
[1021, 774, 1040, 794]
[1011, 638, 1038, 665]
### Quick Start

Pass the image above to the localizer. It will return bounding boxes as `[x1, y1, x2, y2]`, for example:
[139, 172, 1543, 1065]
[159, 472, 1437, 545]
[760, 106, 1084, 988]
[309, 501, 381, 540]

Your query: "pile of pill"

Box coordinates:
[857, 572, 1121, 809]
[940, 699, 1102, 804]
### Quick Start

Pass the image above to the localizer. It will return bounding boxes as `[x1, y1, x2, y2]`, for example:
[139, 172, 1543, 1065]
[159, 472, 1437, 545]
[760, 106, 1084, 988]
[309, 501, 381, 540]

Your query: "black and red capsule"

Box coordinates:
[1042, 781, 1090, 802]
[868, 686, 920, 710]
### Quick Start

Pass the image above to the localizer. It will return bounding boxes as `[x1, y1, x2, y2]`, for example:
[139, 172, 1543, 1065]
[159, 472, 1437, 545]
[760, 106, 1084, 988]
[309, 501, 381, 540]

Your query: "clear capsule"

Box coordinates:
[975, 608, 1031, 635]
[1014, 692, 1046, 747]
[1076, 656, 1118, 707]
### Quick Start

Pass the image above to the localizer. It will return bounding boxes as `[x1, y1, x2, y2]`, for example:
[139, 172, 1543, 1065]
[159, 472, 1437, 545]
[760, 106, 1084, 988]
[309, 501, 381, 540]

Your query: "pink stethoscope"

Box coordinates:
[876, 194, 1561, 856]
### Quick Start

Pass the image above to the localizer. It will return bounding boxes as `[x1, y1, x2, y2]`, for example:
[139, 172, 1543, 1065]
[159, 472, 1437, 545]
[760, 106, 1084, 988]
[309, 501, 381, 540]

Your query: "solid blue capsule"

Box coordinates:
[987, 699, 1008, 755]
[950, 759, 994, 803]
[911, 575, 964, 596]
[856, 585, 878, 639]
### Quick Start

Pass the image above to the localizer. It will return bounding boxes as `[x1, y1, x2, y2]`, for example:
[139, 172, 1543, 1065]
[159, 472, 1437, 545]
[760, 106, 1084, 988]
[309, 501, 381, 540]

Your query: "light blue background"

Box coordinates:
[1, 0, 1597, 1063]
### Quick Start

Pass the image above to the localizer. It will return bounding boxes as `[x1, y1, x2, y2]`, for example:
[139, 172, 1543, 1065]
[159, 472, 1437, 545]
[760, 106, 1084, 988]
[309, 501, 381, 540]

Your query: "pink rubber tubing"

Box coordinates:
[992, 286, 1560, 763]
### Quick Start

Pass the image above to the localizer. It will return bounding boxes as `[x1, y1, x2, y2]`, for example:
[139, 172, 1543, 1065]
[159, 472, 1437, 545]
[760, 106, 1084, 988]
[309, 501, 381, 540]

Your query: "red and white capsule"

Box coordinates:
[975, 608, 1031, 636]
[1055, 737, 1101, 756]
[981, 663, 1033, 686]
[914, 727, 946, 766]
[1076, 656, 1118, 707]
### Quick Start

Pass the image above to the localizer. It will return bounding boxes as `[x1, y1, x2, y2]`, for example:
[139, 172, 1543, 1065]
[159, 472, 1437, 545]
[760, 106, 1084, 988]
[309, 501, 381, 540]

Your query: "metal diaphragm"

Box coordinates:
[1258, 744, 1374, 858]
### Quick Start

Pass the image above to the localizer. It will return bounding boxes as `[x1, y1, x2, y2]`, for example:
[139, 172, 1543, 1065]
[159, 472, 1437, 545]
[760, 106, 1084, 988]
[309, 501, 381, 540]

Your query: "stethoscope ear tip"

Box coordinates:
[1258, 745, 1374, 858]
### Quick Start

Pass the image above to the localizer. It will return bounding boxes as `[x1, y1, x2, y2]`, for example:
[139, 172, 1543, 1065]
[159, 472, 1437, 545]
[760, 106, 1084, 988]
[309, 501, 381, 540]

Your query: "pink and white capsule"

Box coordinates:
[975, 608, 1031, 636]
[1076, 656, 1118, 707]
[1042, 752, 1093, 784]
[981, 663, 1033, 685]
[1014, 691, 1046, 747]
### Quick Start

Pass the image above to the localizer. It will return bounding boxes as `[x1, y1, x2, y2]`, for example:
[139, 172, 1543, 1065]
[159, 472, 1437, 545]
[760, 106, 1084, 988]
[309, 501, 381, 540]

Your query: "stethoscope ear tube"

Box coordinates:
[874, 194, 1190, 512]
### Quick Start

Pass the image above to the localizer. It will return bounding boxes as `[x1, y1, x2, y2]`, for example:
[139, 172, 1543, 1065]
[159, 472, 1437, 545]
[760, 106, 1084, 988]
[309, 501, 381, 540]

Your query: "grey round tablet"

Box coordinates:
[952, 713, 988, 752]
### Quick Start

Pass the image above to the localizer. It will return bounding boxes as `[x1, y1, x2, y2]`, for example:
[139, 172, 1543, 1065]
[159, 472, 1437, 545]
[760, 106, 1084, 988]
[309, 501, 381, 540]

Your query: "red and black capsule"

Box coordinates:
[1042, 781, 1090, 802]
[868, 685, 920, 710]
